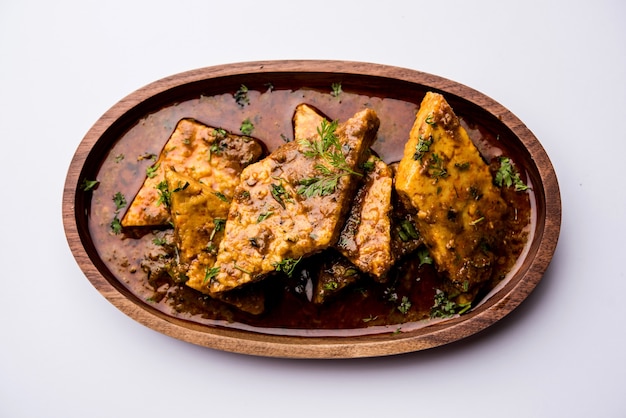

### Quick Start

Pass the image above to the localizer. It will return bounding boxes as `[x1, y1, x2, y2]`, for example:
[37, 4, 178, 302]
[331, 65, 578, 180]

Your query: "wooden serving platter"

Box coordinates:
[63, 60, 561, 358]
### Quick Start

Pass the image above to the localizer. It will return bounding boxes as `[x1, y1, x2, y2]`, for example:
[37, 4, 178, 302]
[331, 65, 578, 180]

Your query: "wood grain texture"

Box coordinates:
[63, 60, 561, 358]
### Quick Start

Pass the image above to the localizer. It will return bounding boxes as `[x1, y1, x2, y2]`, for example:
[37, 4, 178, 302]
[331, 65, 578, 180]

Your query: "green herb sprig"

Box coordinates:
[113, 192, 127, 210]
[495, 157, 529, 191]
[110, 191, 127, 234]
[297, 119, 361, 198]
[80, 178, 99, 191]
[270, 182, 291, 209]
[155, 180, 171, 208]
[257, 211, 274, 223]
[146, 162, 160, 178]
[398, 220, 419, 242]
[331, 82, 342, 99]
[204, 266, 220, 284]
[428, 153, 448, 181]
[240, 118, 254, 135]
[430, 289, 472, 318]
[234, 85, 249, 107]
[413, 135, 432, 161]
[397, 296, 412, 314]
[209, 218, 226, 241]
[417, 247, 433, 267]
[272, 257, 302, 278]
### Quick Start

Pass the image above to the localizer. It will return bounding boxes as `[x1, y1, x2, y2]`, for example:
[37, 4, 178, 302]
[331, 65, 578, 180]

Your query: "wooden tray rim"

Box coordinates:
[62, 60, 561, 359]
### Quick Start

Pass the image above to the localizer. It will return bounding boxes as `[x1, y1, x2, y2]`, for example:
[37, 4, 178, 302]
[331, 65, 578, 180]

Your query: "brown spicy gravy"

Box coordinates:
[88, 87, 532, 337]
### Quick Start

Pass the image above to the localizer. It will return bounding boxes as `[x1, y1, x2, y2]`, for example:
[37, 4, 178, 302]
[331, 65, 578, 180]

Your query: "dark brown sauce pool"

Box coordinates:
[88, 87, 533, 337]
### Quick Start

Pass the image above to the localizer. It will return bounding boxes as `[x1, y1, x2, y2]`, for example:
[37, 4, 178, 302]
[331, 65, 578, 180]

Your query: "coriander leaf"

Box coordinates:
[397, 296, 412, 314]
[331, 82, 342, 99]
[270, 183, 290, 209]
[297, 174, 340, 198]
[203, 266, 220, 284]
[146, 162, 160, 178]
[428, 153, 448, 181]
[213, 218, 226, 231]
[430, 289, 472, 318]
[323, 281, 338, 290]
[240, 118, 254, 135]
[360, 159, 375, 172]
[495, 157, 529, 192]
[112, 192, 127, 210]
[214, 128, 227, 139]
[209, 218, 226, 241]
[213, 191, 230, 202]
[110, 215, 122, 235]
[80, 178, 99, 191]
[400, 220, 419, 240]
[155, 180, 171, 208]
[234, 85, 249, 107]
[152, 237, 168, 246]
[417, 247, 433, 267]
[272, 257, 302, 278]
[296, 119, 361, 198]
[257, 211, 274, 223]
[413, 135, 432, 161]
[362, 315, 378, 323]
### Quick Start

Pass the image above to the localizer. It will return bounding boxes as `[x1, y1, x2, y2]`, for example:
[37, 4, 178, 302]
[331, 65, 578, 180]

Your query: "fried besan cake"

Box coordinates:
[395, 92, 507, 298]
[122, 118, 264, 227]
[165, 168, 264, 315]
[209, 108, 380, 294]
[295, 104, 394, 279]
[335, 154, 394, 280]
[165, 169, 230, 289]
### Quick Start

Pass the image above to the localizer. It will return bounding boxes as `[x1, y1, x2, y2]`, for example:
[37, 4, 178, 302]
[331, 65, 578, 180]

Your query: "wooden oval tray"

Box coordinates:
[63, 60, 561, 358]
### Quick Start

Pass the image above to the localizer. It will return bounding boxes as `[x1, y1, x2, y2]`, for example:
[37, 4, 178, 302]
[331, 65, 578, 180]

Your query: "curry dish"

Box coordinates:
[87, 86, 532, 336]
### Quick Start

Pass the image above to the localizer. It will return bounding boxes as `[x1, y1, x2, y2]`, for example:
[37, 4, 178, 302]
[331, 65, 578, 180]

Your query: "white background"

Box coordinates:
[1, 0, 625, 417]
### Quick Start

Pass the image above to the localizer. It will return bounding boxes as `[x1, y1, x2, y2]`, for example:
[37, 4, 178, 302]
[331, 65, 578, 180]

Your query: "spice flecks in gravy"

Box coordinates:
[88, 87, 532, 337]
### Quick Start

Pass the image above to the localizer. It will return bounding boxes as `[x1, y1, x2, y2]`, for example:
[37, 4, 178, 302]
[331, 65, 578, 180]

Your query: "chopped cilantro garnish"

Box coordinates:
[272, 257, 302, 278]
[110, 215, 122, 235]
[155, 180, 171, 208]
[495, 156, 529, 191]
[413, 134, 432, 161]
[213, 191, 230, 203]
[112, 192, 127, 211]
[397, 296, 412, 314]
[270, 182, 291, 208]
[209, 218, 226, 241]
[80, 178, 99, 191]
[203, 266, 220, 284]
[257, 211, 274, 223]
[240, 118, 254, 135]
[331, 82, 342, 99]
[296, 119, 361, 198]
[146, 162, 160, 178]
[430, 289, 472, 318]
[234, 85, 249, 107]
[417, 247, 433, 267]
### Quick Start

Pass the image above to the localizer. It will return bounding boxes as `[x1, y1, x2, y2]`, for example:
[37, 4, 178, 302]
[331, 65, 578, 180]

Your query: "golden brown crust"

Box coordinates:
[165, 169, 265, 315]
[210, 109, 380, 294]
[122, 118, 263, 227]
[395, 92, 508, 295]
[336, 155, 394, 280]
